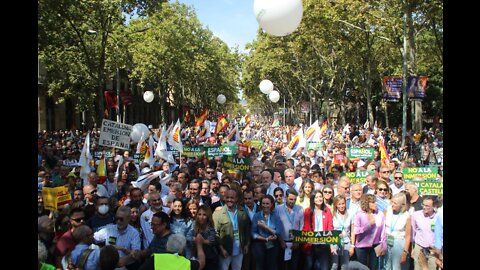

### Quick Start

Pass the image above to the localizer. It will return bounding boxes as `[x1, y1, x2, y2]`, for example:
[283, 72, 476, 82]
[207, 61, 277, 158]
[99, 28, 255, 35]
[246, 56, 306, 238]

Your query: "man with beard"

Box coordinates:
[276, 188, 304, 270]
[140, 192, 166, 249]
[94, 206, 141, 269]
[213, 189, 251, 270]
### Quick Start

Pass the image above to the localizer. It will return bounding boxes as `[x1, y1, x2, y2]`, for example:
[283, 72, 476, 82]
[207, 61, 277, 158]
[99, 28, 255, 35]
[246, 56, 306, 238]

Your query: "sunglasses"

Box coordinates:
[71, 217, 85, 222]
[323, 191, 333, 194]
[275, 194, 283, 198]
[206, 171, 215, 174]
[89, 190, 97, 195]
[394, 177, 403, 179]
[378, 188, 388, 192]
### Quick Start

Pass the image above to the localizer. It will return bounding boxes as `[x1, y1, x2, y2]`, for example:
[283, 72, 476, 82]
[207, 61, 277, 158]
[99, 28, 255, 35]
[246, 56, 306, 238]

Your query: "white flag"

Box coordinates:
[78, 132, 92, 186]
[168, 119, 183, 152]
[131, 170, 163, 192]
[284, 127, 306, 159]
[304, 120, 320, 142]
[155, 126, 175, 164]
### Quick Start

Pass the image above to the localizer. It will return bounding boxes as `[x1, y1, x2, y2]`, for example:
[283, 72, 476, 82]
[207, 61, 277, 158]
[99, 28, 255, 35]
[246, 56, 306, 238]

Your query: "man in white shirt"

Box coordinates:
[389, 171, 405, 195]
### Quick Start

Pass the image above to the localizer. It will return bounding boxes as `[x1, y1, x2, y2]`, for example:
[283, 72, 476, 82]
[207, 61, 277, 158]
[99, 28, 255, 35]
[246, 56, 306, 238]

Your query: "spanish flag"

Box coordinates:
[378, 137, 390, 166]
[144, 135, 156, 166]
[245, 114, 251, 126]
[184, 109, 190, 124]
[319, 119, 328, 135]
[97, 151, 106, 184]
[195, 108, 209, 127]
[215, 115, 229, 134]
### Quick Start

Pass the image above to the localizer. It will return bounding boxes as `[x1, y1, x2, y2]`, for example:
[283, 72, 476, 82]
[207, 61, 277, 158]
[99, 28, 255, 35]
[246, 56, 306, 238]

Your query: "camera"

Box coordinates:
[421, 247, 432, 257]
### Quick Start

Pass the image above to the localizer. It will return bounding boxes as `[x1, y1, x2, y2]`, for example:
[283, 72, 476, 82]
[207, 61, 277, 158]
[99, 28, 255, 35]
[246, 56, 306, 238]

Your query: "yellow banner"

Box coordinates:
[42, 186, 72, 211]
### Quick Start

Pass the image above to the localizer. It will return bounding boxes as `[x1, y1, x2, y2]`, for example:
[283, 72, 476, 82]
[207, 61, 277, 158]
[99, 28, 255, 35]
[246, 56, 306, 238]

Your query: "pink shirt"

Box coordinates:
[354, 210, 387, 252]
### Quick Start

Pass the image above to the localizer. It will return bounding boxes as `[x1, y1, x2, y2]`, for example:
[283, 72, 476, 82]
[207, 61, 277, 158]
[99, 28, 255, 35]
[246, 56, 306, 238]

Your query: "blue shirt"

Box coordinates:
[251, 210, 283, 240]
[63, 244, 100, 270]
[170, 216, 195, 258]
[375, 196, 389, 213]
[94, 224, 141, 257]
[275, 204, 303, 241]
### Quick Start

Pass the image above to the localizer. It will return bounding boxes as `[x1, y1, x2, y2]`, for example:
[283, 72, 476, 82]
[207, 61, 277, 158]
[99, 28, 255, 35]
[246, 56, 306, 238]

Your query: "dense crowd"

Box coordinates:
[37, 121, 443, 270]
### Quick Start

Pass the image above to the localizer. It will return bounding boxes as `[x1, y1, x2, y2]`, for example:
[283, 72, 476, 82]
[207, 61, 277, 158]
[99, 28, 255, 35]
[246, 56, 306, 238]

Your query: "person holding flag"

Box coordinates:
[304, 120, 321, 143]
[195, 108, 209, 127]
[168, 119, 183, 153]
[284, 127, 306, 159]
[226, 125, 239, 144]
[215, 115, 229, 135]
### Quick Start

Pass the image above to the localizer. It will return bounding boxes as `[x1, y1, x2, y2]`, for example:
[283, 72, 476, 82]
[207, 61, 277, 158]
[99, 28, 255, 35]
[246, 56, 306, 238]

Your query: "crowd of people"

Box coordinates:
[37, 121, 443, 270]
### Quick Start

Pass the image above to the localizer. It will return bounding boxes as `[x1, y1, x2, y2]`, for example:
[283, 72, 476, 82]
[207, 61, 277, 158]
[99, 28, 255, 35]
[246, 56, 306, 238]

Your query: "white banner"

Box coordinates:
[98, 119, 133, 150]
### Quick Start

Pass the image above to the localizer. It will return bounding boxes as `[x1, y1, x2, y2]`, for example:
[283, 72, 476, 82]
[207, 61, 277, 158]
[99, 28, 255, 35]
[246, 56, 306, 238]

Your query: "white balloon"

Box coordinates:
[253, 0, 303, 37]
[259, 79, 274, 94]
[130, 123, 150, 143]
[269, 90, 280, 103]
[143, 91, 154, 103]
[217, 94, 226, 104]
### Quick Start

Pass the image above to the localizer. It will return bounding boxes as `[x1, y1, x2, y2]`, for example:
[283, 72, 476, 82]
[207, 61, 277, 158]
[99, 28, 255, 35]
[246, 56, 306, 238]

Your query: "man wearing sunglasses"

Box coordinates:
[378, 165, 393, 185]
[389, 172, 406, 196]
[94, 206, 141, 269]
[54, 208, 86, 269]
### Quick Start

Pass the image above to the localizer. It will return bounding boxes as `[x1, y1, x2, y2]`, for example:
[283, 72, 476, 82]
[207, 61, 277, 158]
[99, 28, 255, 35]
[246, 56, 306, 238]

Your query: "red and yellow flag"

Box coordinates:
[245, 114, 251, 126]
[320, 119, 328, 135]
[195, 108, 209, 127]
[184, 109, 190, 124]
[378, 137, 390, 166]
[215, 115, 229, 134]
[97, 151, 106, 184]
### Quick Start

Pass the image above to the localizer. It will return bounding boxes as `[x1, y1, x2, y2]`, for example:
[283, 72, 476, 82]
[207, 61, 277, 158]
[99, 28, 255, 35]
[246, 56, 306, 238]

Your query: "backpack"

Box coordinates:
[65, 248, 94, 270]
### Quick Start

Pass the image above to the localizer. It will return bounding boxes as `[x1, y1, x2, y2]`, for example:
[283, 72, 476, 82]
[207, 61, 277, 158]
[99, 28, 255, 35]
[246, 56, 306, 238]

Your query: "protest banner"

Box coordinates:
[340, 170, 376, 184]
[206, 145, 238, 158]
[347, 148, 375, 160]
[291, 230, 342, 245]
[42, 186, 72, 211]
[98, 119, 133, 150]
[307, 142, 324, 151]
[222, 156, 251, 172]
[413, 181, 443, 196]
[403, 167, 438, 181]
[182, 146, 206, 157]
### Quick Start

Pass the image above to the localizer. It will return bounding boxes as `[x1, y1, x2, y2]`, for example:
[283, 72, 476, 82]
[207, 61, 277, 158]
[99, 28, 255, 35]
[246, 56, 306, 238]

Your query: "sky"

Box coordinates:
[174, 0, 259, 53]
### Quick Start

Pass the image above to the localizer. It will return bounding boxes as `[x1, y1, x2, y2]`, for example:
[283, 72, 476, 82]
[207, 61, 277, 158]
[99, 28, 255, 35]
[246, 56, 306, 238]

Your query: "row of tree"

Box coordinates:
[241, 0, 443, 130]
[38, 0, 443, 131]
[38, 0, 242, 127]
